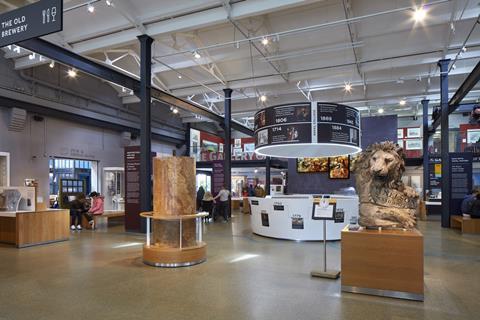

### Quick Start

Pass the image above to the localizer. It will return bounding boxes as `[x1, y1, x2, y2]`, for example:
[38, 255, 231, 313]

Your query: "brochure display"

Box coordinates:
[310, 197, 341, 279]
[140, 157, 207, 267]
[341, 227, 424, 301]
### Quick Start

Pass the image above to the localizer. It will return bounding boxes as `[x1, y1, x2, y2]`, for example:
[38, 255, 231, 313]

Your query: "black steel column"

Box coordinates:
[421, 99, 429, 201]
[438, 59, 450, 228]
[265, 157, 271, 195]
[138, 35, 153, 231]
[223, 88, 233, 216]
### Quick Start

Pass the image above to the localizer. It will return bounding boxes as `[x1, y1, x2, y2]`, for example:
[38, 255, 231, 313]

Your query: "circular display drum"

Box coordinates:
[254, 102, 361, 158]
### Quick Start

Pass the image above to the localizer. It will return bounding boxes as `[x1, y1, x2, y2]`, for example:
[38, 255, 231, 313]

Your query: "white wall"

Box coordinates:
[0, 107, 177, 202]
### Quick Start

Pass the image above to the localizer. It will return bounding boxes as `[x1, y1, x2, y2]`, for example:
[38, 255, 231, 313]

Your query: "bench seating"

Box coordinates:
[450, 215, 480, 234]
[82, 211, 125, 230]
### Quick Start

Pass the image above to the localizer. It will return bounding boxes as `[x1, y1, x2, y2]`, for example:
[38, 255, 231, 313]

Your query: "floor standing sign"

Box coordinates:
[0, 0, 63, 47]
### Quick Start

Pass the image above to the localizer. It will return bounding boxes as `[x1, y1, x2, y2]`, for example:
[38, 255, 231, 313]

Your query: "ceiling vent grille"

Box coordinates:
[8, 108, 27, 132]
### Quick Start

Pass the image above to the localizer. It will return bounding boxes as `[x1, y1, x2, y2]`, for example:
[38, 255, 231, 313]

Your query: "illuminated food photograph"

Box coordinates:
[297, 157, 329, 173]
[329, 156, 350, 179]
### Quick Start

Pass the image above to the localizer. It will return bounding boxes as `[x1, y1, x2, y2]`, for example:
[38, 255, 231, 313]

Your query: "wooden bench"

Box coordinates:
[82, 211, 125, 230]
[450, 215, 480, 234]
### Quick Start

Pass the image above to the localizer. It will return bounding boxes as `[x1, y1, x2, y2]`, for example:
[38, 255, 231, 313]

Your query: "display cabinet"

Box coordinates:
[0, 152, 10, 187]
[102, 167, 125, 211]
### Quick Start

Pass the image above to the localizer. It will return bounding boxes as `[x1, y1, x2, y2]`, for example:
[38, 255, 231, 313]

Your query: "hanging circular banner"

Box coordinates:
[254, 102, 361, 158]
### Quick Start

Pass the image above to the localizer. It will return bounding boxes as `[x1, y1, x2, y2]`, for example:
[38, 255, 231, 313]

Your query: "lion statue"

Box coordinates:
[352, 141, 424, 229]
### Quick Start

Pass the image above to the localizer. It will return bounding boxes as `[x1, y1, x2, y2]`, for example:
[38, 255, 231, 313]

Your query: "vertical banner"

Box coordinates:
[449, 153, 473, 214]
[124, 146, 141, 232]
[212, 160, 224, 195]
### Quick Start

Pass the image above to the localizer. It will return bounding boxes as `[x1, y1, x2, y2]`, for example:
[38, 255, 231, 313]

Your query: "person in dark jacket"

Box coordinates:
[70, 194, 90, 230]
[461, 188, 480, 216]
[470, 193, 480, 218]
[196, 186, 205, 211]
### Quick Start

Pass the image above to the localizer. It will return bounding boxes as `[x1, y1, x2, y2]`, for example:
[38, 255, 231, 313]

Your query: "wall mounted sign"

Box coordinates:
[406, 127, 421, 138]
[254, 102, 361, 158]
[0, 0, 63, 47]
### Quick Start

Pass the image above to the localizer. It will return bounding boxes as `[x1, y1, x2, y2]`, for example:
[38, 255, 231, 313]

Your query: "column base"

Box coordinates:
[142, 243, 207, 268]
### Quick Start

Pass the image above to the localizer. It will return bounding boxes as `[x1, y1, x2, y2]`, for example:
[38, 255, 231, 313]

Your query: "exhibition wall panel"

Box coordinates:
[0, 107, 177, 203]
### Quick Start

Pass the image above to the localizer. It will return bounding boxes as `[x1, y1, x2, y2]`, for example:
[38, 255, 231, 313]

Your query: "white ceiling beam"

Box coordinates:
[70, 0, 321, 54]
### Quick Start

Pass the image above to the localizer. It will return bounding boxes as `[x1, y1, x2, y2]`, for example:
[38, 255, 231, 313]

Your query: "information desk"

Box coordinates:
[249, 195, 358, 241]
[0, 209, 69, 248]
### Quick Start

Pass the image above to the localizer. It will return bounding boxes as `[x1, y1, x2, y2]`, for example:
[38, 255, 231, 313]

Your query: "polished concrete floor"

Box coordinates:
[0, 213, 479, 320]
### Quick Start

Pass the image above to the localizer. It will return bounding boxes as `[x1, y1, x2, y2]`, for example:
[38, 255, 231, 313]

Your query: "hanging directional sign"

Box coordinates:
[0, 0, 63, 48]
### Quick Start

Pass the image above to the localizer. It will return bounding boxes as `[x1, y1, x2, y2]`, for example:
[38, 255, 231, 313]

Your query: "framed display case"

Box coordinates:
[0, 152, 10, 187]
[103, 167, 124, 211]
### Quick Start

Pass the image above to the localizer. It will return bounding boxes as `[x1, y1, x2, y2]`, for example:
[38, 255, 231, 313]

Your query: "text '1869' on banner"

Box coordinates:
[0, 0, 63, 48]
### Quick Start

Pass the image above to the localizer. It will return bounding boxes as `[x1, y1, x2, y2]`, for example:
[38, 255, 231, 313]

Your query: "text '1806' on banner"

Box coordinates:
[0, 0, 63, 47]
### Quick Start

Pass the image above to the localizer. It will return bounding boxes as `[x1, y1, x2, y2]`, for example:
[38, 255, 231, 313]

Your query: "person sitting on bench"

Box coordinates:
[88, 191, 104, 215]
[469, 193, 480, 219]
[461, 188, 480, 217]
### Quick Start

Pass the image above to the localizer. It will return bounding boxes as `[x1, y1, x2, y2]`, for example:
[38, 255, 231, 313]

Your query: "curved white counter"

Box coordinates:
[249, 194, 358, 241]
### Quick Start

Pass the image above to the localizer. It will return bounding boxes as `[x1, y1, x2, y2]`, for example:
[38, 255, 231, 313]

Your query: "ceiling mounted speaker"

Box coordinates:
[8, 108, 27, 132]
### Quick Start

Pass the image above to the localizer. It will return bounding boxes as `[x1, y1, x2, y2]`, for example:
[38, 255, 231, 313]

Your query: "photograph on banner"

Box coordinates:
[297, 157, 329, 173]
[329, 156, 350, 179]
[407, 127, 421, 138]
[405, 139, 422, 150]
[467, 129, 480, 144]
[397, 128, 404, 139]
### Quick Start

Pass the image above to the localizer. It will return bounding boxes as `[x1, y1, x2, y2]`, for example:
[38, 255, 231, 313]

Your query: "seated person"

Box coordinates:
[470, 193, 480, 219]
[70, 194, 91, 230]
[461, 188, 480, 217]
[88, 191, 104, 215]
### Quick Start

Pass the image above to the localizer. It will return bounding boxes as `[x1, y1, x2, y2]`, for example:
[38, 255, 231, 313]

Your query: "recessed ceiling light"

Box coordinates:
[259, 95, 267, 102]
[452, 64, 457, 70]
[413, 7, 426, 22]
[462, 46, 467, 52]
[399, 100, 406, 106]
[49, 61, 55, 68]
[87, 4, 95, 13]
[261, 38, 269, 46]
[173, 108, 179, 114]
[28, 53, 35, 60]
[177, 74, 182, 79]
[67, 69, 77, 78]
[193, 51, 201, 59]
[344, 83, 352, 92]
[378, 108, 384, 114]
[106, 0, 113, 6]
[254, 169, 258, 173]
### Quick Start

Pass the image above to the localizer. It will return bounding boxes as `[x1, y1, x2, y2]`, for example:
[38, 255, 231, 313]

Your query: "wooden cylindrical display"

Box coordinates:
[142, 157, 207, 267]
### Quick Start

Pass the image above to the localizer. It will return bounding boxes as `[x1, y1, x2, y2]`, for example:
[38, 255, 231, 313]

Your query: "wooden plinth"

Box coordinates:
[341, 227, 424, 301]
[143, 242, 206, 267]
[0, 209, 69, 248]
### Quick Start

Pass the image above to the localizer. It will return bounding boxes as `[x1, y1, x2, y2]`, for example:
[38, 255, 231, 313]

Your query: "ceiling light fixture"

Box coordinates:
[259, 95, 267, 102]
[344, 82, 352, 92]
[173, 108, 179, 114]
[261, 37, 269, 46]
[193, 51, 201, 59]
[87, 3, 95, 13]
[106, 0, 113, 6]
[462, 46, 467, 52]
[413, 7, 426, 22]
[67, 69, 77, 78]
[28, 53, 35, 60]
[452, 64, 457, 70]
[378, 108, 385, 114]
[7, 45, 11, 50]
[177, 75, 182, 79]
[13, 45, 20, 53]
[254, 169, 258, 173]
[399, 100, 406, 106]
[49, 61, 55, 68]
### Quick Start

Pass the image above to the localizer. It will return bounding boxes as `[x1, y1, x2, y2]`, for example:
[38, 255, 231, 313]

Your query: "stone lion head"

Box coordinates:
[353, 141, 405, 189]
